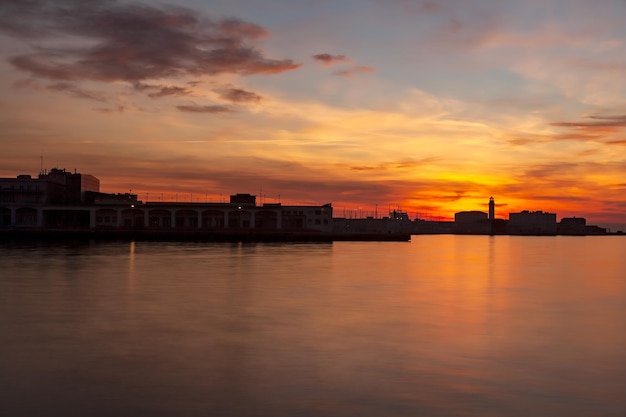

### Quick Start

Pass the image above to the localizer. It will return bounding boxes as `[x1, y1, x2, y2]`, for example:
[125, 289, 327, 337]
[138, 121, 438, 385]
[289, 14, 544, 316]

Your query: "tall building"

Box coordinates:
[489, 196, 495, 220]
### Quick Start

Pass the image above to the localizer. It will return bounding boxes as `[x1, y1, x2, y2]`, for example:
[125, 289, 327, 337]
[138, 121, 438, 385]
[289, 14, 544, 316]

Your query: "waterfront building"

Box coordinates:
[558, 217, 586, 235]
[0, 170, 333, 233]
[508, 210, 557, 235]
[454, 211, 490, 234]
[0, 169, 100, 227]
[332, 211, 413, 236]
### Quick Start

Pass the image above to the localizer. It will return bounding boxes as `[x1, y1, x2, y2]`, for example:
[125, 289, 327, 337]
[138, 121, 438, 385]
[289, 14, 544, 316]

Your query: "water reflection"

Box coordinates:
[0, 237, 625, 416]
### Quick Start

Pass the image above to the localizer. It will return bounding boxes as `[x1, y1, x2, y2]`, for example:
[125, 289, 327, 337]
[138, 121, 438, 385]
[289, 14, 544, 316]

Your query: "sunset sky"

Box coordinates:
[1, 0, 626, 226]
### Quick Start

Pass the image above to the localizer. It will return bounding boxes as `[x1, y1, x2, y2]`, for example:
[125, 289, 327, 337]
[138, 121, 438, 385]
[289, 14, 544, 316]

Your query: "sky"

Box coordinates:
[1, 0, 626, 226]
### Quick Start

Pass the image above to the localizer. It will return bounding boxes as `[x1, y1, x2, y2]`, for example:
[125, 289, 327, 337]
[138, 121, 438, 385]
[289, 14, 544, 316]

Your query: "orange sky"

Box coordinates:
[1, 0, 626, 227]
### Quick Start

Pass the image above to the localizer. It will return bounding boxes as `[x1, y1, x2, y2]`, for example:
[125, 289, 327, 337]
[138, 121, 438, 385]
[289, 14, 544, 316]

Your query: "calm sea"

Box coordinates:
[1, 236, 625, 417]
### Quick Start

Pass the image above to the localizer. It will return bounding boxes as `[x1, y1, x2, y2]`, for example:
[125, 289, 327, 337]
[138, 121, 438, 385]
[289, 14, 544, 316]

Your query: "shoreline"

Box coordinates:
[0, 228, 412, 242]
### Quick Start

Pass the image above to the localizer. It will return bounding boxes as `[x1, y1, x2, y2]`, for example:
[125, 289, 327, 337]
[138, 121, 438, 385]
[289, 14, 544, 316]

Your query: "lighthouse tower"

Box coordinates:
[489, 196, 495, 220]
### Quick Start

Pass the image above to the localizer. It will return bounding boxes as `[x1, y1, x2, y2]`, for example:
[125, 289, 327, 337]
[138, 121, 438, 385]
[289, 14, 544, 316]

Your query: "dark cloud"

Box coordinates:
[333, 65, 376, 77]
[216, 87, 262, 103]
[1, 0, 300, 84]
[177, 104, 233, 113]
[313, 53, 349, 66]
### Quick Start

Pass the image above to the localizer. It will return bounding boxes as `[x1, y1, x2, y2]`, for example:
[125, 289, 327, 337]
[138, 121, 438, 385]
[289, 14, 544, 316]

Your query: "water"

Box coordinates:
[1, 236, 625, 417]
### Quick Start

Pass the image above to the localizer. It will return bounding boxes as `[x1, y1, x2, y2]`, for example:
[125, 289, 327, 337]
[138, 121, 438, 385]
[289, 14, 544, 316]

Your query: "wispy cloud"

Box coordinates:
[551, 114, 626, 128]
[333, 65, 376, 77]
[133, 82, 193, 98]
[176, 104, 234, 113]
[350, 157, 440, 171]
[215, 87, 262, 103]
[46, 82, 108, 102]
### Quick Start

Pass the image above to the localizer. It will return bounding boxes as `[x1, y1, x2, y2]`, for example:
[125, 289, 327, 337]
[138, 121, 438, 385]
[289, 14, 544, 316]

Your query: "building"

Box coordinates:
[489, 196, 495, 220]
[332, 211, 413, 236]
[508, 210, 557, 235]
[81, 193, 333, 232]
[558, 217, 586, 235]
[1, 169, 100, 227]
[454, 211, 490, 234]
[455, 211, 488, 223]
[1, 170, 334, 233]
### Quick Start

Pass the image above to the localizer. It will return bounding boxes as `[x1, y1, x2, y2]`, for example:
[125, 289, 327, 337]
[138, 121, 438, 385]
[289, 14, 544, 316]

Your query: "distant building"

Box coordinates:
[412, 220, 455, 234]
[333, 211, 413, 236]
[489, 196, 495, 220]
[585, 225, 607, 235]
[558, 217, 586, 235]
[508, 210, 557, 235]
[454, 210, 490, 234]
[455, 211, 488, 223]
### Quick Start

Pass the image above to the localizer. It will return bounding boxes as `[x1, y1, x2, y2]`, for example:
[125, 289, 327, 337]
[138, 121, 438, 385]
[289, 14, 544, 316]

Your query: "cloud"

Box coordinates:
[312, 53, 374, 78]
[333, 65, 376, 77]
[550, 114, 626, 128]
[94, 106, 127, 114]
[1, 0, 300, 84]
[215, 87, 262, 103]
[312, 53, 349, 66]
[133, 82, 192, 98]
[13, 78, 109, 102]
[350, 157, 440, 171]
[176, 104, 233, 113]
[45, 82, 108, 101]
[506, 114, 626, 145]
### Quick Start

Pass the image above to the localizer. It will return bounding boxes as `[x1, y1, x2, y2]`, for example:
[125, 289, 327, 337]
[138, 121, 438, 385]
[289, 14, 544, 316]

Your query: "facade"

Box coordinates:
[508, 210, 557, 235]
[454, 211, 490, 234]
[558, 217, 586, 235]
[455, 211, 488, 223]
[89, 199, 333, 232]
[0, 169, 100, 206]
[1, 170, 333, 233]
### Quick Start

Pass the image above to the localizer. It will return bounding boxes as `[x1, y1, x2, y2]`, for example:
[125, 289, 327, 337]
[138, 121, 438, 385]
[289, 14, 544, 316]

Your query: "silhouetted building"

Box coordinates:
[1, 168, 100, 227]
[230, 193, 256, 206]
[585, 225, 607, 235]
[558, 217, 586, 235]
[508, 210, 557, 235]
[333, 209, 414, 236]
[412, 220, 455, 234]
[455, 211, 488, 223]
[40, 168, 100, 204]
[454, 211, 491, 234]
[489, 196, 495, 220]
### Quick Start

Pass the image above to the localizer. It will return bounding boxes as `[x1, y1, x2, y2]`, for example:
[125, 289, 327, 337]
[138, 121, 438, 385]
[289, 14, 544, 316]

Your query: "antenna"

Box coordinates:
[40, 153, 44, 175]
